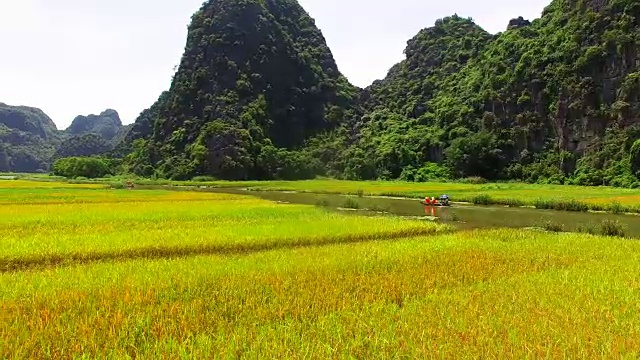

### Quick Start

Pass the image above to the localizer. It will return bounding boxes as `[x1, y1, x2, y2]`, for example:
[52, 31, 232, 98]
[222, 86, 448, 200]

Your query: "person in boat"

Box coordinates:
[439, 195, 450, 206]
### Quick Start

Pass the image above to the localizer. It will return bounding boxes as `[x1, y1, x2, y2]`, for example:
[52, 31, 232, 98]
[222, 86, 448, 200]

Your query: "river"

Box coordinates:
[175, 186, 640, 237]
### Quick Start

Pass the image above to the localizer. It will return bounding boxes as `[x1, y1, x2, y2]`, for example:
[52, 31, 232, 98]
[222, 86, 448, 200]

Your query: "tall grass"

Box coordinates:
[533, 198, 589, 212]
[597, 220, 627, 237]
[540, 220, 565, 232]
[341, 197, 361, 209]
[471, 194, 493, 205]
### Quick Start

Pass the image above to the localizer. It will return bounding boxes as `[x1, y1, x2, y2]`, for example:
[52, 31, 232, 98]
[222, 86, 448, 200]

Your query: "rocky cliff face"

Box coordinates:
[65, 109, 124, 143]
[0, 103, 58, 141]
[453, 0, 640, 183]
[507, 17, 531, 30]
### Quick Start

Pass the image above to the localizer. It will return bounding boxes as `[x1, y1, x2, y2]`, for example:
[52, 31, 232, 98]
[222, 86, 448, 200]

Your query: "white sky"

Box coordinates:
[0, 0, 549, 129]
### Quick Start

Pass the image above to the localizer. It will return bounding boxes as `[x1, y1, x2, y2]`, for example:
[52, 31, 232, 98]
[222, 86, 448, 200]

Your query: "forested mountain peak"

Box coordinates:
[334, 0, 640, 185]
[124, 0, 359, 180]
[363, 15, 493, 116]
[0, 103, 59, 172]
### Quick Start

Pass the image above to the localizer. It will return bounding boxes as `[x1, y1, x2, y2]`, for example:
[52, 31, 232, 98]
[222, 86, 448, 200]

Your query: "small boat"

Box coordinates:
[421, 195, 451, 207]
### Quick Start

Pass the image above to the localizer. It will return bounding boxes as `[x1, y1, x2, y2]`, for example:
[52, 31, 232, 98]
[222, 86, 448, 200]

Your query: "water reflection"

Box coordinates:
[424, 205, 438, 218]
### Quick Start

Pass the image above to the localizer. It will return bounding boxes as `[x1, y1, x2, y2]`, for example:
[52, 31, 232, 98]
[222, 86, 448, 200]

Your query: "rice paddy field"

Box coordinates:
[4, 179, 640, 358]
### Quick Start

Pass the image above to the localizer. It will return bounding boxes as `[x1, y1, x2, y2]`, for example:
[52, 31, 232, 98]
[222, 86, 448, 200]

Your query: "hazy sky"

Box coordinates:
[0, 0, 550, 128]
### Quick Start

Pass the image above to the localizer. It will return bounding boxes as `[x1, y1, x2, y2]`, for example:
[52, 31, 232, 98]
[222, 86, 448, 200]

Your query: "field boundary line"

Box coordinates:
[1, 226, 452, 273]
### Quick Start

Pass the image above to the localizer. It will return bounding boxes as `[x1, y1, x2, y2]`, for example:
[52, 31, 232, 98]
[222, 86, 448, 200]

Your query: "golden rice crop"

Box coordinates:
[0, 187, 447, 272]
[5, 182, 640, 358]
[3, 229, 640, 358]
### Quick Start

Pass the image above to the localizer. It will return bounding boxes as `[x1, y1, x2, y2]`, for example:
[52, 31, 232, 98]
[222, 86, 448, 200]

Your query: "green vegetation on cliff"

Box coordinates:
[341, 0, 640, 186]
[54, 134, 111, 160]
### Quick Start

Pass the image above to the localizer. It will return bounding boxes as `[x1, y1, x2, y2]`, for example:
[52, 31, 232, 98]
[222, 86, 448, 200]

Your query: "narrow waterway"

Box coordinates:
[150, 185, 640, 237]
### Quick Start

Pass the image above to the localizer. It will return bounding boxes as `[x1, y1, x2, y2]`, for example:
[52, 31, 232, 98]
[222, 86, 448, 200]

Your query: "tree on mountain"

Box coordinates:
[0, 145, 10, 172]
[630, 139, 640, 177]
[445, 131, 504, 179]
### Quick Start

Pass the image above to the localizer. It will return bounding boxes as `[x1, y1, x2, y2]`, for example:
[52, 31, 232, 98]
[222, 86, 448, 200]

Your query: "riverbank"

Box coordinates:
[6, 175, 640, 214]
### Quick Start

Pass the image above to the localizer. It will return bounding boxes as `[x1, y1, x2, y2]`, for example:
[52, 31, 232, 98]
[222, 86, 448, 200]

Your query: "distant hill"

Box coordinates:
[64, 109, 125, 144]
[0, 104, 129, 172]
[58, 109, 131, 159]
[0, 103, 59, 172]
